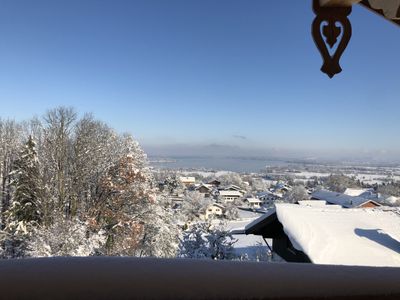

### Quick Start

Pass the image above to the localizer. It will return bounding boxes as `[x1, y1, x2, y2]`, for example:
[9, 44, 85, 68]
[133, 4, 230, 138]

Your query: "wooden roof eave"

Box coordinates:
[244, 210, 284, 238]
[321, 0, 400, 26]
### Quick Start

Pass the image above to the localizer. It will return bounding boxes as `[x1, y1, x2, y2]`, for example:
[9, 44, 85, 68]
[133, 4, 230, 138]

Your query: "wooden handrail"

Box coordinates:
[0, 257, 399, 299]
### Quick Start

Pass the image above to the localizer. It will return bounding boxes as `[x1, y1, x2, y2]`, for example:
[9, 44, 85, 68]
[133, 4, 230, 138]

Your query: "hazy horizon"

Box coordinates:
[142, 142, 400, 165]
[0, 1, 399, 160]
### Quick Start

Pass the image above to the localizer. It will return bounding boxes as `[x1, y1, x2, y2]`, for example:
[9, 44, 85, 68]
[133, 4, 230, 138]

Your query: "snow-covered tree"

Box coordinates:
[28, 217, 106, 257]
[321, 174, 361, 193]
[163, 175, 185, 195]
[41, 107, 77, 218]
[224, 201, 239, 220]
[250, 178, 271, 192]
[377, 182, 400, 198]
[90, 136, 179, 257]
[283, 186, 309, 203]
[92, 150, 154, 255]
[0, 136, 43, 258]
[179, 222, 237, 260]
[217, 173, 246, 190]
[0, 108, 182, 259]
[0, 120, 23, 226]
[7, 136, 43, 229]
[70, 114, 119, 217]
[138, 199, 179, 258]
[181, 191, 212, 222]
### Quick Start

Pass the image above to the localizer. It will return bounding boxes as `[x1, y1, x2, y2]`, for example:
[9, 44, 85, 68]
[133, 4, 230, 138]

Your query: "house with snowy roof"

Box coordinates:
[245, 203, 400, 267]
[272, 182, 291, 194]
[343, 188, 399, 206]
[256, 191, 282, 205]
[311, 189, 381, 208]
[343, 188, 374, 197]
[218, 190, 243, 203]
[244, 197, 263, 209]
[221, 184, 246, 195]
[169, 195, 184, 209]
[179, 176, 196, 186]
[206, 179, 221, 187]
[195, 184, 213, 197]
[204, 203, 225, 220]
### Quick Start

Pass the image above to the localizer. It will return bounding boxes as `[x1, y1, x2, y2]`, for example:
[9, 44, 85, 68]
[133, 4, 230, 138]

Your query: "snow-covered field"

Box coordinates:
[179, 170, 234, 177]
[177, 167, 400, 185]
[351, 173, 400, 184]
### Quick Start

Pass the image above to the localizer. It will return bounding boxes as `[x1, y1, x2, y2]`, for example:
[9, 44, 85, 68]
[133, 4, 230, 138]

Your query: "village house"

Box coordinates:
[256, 191, 282, 206]
[244, 203, 400, 267]
[311, 189, 381, 208]
[222, 184, 246, 195]
[179, 176, 196, 186]
[204, 203, 225, 220]
[169, 195, 184, 210]
[343, 188, 400, 205]
[207, 179, 221, 188]
[343, 188, 375, 197]
[270, 183, 292, 197]
[195, 184, 213, 198]
[218, 190, 243, 203]
[244, 197, 263, 209]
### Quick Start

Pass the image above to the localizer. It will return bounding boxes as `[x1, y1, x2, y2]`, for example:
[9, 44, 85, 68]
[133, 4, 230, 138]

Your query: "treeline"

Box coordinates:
[0, 107, 178, 258]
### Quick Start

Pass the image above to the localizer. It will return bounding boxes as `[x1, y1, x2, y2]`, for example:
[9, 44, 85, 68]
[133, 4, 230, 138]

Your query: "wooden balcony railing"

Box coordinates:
[0, 257, 399, 299]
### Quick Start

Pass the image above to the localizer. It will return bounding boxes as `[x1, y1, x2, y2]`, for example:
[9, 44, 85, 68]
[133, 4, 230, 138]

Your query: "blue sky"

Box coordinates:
[0, 0, 399, 158]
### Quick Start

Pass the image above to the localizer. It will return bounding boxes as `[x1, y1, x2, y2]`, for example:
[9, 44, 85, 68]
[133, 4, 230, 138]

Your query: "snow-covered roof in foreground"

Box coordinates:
[298, 200, 327, 207]
[275, 203, 400, 267]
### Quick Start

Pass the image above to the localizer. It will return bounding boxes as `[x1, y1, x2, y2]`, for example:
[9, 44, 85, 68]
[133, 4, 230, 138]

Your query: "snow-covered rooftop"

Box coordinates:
[256, 191, 282, 199]
[343, 188, 372, 197]
[245, 198, 263, 203]
[275, 203, 400, 267]
[312, 189, 380, 208]
[219, 190, 243, 197]
[196, 184, 213, 191]
[298, 200, 330, 207]
[179, 176, 196, 182]
[211, 203, 225, 209]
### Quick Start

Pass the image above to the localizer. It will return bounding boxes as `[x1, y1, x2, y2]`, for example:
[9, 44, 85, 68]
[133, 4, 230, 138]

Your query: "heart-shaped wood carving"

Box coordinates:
[312, 0, 352, 78]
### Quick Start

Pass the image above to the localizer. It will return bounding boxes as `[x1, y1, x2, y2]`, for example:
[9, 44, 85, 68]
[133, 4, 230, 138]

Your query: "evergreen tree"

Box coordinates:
[1, 136, 43, 258]
[7, 135, 43, 230]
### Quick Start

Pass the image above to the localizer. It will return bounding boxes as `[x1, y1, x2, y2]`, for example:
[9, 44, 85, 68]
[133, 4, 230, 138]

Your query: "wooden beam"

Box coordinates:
[360, 0, 400, 25]
[320, 0, 400, 26]
[319, 0, 361, 7]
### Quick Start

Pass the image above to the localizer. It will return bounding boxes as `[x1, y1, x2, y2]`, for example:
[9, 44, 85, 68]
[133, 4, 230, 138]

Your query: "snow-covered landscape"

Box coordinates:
[0, 107, 399, 267]
[1, 1, 400, 298]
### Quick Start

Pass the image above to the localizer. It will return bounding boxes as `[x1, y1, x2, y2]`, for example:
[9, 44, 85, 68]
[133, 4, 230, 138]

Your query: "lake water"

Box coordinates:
[149, 156, 291, 173]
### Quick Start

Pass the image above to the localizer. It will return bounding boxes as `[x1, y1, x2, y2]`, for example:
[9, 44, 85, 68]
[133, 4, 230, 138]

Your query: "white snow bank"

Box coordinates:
[275, 204, 400, 267]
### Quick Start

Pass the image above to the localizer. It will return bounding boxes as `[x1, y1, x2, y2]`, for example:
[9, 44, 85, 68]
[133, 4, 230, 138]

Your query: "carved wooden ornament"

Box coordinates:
[312, 0, 352, 78]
